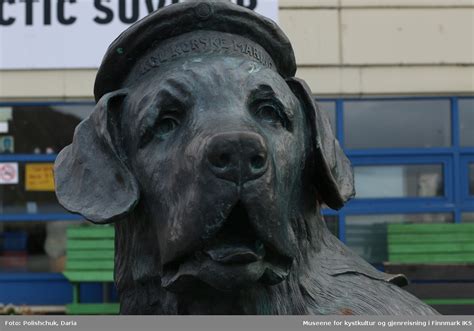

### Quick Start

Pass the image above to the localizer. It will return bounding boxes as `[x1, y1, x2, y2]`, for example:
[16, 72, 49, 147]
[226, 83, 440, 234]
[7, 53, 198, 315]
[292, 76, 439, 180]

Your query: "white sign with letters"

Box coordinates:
[0, 0, 279, 69]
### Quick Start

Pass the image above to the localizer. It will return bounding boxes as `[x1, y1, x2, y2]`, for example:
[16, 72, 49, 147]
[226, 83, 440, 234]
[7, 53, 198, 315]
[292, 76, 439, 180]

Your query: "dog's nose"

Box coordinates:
[206, 132, 268, 184]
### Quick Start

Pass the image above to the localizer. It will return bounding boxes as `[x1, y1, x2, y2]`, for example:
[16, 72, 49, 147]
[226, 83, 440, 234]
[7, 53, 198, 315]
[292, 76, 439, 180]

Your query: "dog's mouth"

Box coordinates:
[161, 201, 293, 292]
[203, 202, 265, 264]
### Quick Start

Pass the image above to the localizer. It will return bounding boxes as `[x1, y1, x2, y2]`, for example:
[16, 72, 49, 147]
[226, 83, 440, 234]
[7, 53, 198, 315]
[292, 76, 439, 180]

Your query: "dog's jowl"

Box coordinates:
[54, 0, 438, 315]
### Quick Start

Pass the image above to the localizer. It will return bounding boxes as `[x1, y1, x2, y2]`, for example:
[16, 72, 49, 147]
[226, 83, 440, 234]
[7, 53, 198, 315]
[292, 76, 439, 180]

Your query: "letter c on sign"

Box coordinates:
[0, 0, 15, 26]
[58, 0, 77, 25]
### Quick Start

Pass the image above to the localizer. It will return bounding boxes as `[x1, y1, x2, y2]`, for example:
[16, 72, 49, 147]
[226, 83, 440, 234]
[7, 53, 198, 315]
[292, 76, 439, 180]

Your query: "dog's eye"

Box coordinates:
[255, 104, 289, 130]
[139, 113, 181, 148]
[156, 116, 179, 137]
[257, 105, 279, 123]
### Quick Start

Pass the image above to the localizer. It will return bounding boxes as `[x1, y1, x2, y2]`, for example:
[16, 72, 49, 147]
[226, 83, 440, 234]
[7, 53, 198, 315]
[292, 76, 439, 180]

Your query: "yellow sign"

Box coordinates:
[25, 163, 55, 191]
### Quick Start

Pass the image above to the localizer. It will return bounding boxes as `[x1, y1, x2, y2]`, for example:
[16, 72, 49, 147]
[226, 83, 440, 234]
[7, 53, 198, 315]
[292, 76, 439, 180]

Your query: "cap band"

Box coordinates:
[135, 30, 276, 79]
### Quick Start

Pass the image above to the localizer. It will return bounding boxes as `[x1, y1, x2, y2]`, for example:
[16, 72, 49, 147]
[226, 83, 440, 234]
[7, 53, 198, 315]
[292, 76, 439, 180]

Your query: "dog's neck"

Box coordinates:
[162, 272, 308, 314]
[119, 260, 314, 314]
[116, 209, 327, 315]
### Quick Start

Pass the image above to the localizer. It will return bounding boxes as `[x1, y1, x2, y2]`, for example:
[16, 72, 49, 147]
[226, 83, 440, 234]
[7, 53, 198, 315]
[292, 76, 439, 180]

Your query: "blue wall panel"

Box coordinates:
[0, 274, 106, 305]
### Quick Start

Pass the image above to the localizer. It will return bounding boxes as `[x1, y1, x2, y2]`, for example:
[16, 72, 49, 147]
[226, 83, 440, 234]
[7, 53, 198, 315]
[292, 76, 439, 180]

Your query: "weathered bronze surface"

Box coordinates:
[54, 0, 438, 315]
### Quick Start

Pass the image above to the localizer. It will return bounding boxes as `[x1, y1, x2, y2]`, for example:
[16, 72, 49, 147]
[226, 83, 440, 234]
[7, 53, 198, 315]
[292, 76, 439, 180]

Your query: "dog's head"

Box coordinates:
[54, 2, 354, 296]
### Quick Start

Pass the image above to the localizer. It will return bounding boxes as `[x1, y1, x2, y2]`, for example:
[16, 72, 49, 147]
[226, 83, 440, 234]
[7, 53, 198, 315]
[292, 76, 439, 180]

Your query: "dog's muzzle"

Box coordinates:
[206, 132, 268, 184]
[156, 131, 296, 292]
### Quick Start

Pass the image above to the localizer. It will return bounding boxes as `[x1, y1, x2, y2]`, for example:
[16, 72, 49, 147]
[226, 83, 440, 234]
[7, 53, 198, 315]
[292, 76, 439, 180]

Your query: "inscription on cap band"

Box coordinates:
[139, 34, 275, 76]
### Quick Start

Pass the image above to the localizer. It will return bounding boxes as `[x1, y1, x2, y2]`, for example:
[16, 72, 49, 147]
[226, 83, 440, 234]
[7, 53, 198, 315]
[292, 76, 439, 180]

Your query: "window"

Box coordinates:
[354, 164, 444, 198]
[462, 213, 474, 223]
[0, 105, 91, 154]
[460, 99, 474, 147]
[0, 162, 65, 214]
[344, 100, 451, 149]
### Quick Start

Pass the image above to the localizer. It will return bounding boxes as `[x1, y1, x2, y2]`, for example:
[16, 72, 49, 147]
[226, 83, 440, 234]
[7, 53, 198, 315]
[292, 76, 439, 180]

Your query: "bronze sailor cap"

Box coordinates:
[94, 0, 296, 102]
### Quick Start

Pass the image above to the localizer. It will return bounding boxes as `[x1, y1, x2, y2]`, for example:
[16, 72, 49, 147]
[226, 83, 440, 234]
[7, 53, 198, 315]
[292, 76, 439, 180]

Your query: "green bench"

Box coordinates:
[63, 225, 119, 315]
[384, 223, 474, 315]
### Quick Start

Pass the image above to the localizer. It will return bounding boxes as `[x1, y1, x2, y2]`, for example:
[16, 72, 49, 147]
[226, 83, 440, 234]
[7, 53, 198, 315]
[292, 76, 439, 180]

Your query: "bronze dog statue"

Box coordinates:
[54, 0, 438, 315]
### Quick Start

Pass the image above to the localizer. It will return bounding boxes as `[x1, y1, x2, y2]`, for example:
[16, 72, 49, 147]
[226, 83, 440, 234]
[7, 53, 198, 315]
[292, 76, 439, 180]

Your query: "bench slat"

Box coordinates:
[424, 299, 474, 305]
[389, 253, 474, 263]
[67, 250, 114, 260]
[67, 239, 114, 250]
[66, 260, 114, 271]
[63, 271, 114, 282]
[67, 227, 114, 239]
[389, 243, 474, 254]
[389, 233, 474, 244]
[388, 223, 474, 234]
[66, 303, 119, 315]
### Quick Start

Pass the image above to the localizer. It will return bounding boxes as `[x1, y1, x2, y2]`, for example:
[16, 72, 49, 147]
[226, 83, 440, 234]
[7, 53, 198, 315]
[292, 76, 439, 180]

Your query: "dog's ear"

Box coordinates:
[54, 90, 139, 223]
[287, 78, 355, 210]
